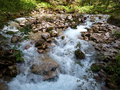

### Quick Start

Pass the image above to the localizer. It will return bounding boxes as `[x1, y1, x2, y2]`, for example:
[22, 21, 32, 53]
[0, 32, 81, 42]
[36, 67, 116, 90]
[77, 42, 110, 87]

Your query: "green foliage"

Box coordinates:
[19, 25, 32, 34]
[114, 32, 120, 38]
[38, 2, 53, 9]
[13, 46, 24, 61]
[91, 63, 103, 72]
[12, 22, 32, 61]
[0, 0, 37, 23]
[0, 0, 36, 12]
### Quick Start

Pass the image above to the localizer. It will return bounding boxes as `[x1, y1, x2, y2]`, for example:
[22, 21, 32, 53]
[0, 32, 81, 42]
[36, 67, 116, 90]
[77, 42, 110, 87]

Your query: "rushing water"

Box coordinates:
[1, 14, 109, 90]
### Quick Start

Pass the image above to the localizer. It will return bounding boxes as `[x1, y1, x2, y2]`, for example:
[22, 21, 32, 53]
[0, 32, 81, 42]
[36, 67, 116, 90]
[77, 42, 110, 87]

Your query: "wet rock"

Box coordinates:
[46, 37, 55, 42]
[2, 76, 13, 82]
[36, 41, 47, 50]
[92, 25, 99, 33]
[66, 15, 73, 21]
[37, 49, 44, 54]
[94, 75, 102, 82]
[0, 82, 8, 90]
[90, 16, 96, 22]
[5, 65, 18, 77]
[113, 40, 120, 49]
[29, 31, 42, 41]
[0, 46, 2, 50]
[74, 49, 85, 59]
[95, 46, 101, 51]
[106, 82, 117, 89]
[46, 27, 54, 32]
[0, 49, 16, 68]
[19, 20, 26, 27]
[31, 54, 59, 80]
[11, 36, 19, 43]
[99, 26, 108, 32]
[98, 72, 105, 78]
[99, 16, 102, 19]
[50, 30, 58, 37]
[87, 28, 93, 33]
[35, 39, 45, 47]
[77, 36, 83, 40]
[90, 33, 106, 43]
[25, 45, 31, 50]
[41, 32, 50, 40]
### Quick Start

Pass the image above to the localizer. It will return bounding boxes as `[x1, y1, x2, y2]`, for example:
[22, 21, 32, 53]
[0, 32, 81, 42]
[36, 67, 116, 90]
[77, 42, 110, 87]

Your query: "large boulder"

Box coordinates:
[75, 49, 85, 59]
[31, 54, 59, 80]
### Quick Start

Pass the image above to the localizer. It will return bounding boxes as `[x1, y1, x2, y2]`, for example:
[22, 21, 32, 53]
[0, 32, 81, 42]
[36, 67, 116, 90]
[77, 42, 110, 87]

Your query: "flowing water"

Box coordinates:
[1, 14, 109, 90]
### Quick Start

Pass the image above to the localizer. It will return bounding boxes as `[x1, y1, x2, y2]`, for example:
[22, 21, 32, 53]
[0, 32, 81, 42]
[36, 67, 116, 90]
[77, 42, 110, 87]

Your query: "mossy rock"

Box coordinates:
[91, 63, 104, 73]
[74, 49, 85, 59]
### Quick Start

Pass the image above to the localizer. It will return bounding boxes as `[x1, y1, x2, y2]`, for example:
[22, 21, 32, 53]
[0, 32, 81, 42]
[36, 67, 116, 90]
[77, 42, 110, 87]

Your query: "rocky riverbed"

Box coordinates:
[0, 12, 120, 90]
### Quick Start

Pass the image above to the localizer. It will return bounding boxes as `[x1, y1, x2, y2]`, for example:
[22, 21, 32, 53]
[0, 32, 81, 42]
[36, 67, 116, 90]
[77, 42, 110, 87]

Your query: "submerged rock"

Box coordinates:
[31, 54, 59, 80]
[24, 45, 31, 50]
[11, 36, 19, 43]
[74, 49, 85, 59]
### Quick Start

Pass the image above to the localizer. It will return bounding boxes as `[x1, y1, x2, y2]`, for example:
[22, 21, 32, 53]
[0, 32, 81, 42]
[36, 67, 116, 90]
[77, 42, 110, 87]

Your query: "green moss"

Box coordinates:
[75, 49, 85, 59]
[91, 63, 103, 72]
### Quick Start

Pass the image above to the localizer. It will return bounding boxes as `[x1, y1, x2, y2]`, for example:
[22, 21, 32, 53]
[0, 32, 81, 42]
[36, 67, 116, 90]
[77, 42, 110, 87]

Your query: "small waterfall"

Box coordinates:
[0, 15, 109, 90]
